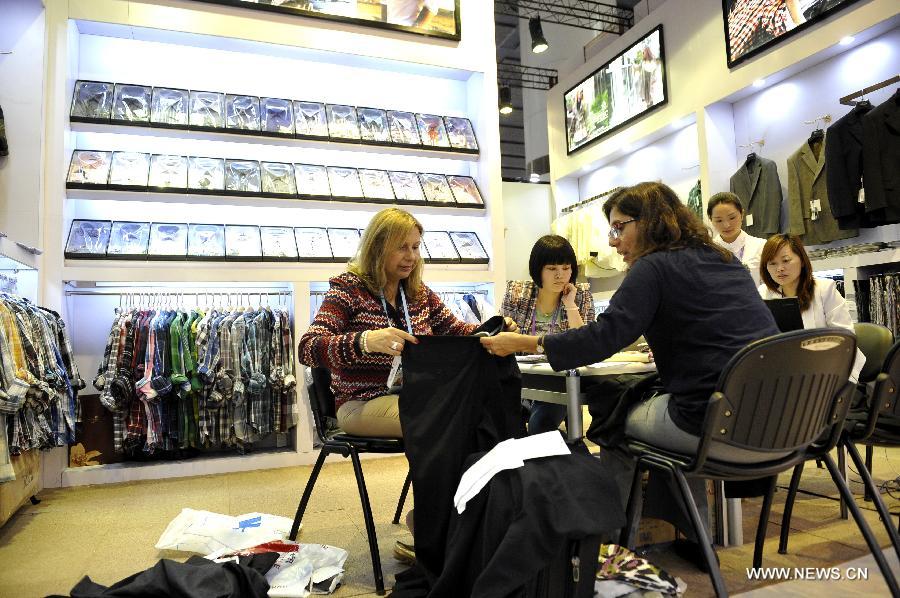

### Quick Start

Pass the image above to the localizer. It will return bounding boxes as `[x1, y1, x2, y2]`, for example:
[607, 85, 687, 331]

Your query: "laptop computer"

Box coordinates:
[764, 298, 805, 332]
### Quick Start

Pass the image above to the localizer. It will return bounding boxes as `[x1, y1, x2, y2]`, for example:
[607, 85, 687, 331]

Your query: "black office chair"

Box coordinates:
[618, 329, 898, 597]
[288, 367, 411, 596]
[780, 333, 900, 563]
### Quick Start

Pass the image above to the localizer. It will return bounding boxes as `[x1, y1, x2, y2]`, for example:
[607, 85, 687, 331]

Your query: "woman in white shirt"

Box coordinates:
[758, 234, 865, 382]
[708, 192, 767, 285]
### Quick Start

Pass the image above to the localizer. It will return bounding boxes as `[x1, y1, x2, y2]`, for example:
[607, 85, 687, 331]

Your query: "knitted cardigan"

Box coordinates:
[298, 272, 477, 408]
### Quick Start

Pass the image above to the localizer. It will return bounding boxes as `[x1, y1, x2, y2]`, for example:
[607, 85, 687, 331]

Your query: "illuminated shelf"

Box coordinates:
[811, 248, 900, 271]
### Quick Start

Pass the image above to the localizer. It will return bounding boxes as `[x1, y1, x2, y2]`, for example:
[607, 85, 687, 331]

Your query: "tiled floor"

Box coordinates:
[0, 449, 898, 597]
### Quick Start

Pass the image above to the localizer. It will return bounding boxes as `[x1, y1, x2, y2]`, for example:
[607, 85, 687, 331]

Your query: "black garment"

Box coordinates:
[49, 555, 274, 598]
[397, 336, 525, 588]
[545, 246, 779, 436]
[862, 90, 900, 225]
[0, 103, 7, 157]
[826, 103, 881, 229]
[406, 446, 624, 598]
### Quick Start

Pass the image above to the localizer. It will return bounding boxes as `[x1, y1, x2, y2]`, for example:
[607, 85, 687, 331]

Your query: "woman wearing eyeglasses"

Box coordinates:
[500, 235, 593, 434]
[708, 191, 767, 285]
[482, 182, 779, 554]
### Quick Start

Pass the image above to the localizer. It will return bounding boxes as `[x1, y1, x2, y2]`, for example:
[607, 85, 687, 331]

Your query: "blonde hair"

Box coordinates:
[348, 208, 425, 299]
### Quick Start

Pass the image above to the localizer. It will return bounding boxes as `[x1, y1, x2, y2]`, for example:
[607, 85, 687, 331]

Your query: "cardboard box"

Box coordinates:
[636, 517, 677, 547]
[0, 449, 41, 527]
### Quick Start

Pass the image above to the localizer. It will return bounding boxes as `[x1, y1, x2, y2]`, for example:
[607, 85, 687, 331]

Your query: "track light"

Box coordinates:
[529, 16, 549, 54]
[499, 86, 513, 115]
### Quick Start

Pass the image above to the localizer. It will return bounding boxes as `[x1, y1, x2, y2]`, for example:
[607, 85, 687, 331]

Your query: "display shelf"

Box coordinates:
[0, 236, 40, 272]
[69, 121, 481, 161]
[811, 248, 900, 272]
[62, 261, 492, 284]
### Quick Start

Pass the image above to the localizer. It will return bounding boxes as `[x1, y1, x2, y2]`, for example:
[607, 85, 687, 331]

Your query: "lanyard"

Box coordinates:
[380, 285, 413, 335]
[530, 304, 561, 336]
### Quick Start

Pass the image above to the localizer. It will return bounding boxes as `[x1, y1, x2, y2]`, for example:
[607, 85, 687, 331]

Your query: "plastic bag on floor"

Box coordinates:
[218, 540, 349, 597]
[155, 508, 295, 554]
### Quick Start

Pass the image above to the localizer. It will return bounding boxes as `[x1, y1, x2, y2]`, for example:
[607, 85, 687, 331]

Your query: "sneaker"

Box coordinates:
[393, 540, 416, 565]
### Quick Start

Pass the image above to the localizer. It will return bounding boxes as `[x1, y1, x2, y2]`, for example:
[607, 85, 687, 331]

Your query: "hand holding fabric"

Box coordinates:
[366, 327, 418, 356]
[479, 332, 536, 356]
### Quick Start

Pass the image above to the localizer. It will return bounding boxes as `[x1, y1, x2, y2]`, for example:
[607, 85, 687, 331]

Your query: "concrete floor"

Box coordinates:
[0, 449, 899, 597]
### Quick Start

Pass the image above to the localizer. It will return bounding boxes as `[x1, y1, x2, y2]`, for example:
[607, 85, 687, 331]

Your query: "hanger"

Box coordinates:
[745, 152, 757, 165]
[808, 128, 824, 144]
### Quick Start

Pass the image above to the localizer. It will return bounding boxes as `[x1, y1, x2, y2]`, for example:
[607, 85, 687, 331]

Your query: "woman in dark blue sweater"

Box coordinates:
[482, 181, 779, 551]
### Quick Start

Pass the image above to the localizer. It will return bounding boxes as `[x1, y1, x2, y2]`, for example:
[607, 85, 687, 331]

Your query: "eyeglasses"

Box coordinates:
[608, 218, 637, 240]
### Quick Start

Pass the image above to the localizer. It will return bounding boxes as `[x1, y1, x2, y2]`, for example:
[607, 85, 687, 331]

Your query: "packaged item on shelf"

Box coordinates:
[148, 154, 189, 191]
[189, 90, 226, 129]
[66, 150, 112, 186]
[188, 156, 226, 192]
[357, 107, 390, 143]
[325, 104, 361, 140]
[447, 175, 484, 206]
[224, 159, 261, 194]
[293, 101, 329, 138]
[421, 231, 459, 262]
[111, 83, 152, 123]
[358, 168, 395, 201]
[225, 94, 261, 131]
[65, 219, 112, 258]
[260, 161, 298, 197]
[327, 228, 361, 259]
[148, 222, 189, 259]
[294, 163, 332, 198]
[449, 231, 489, 263]
[389, 171, 427, 204]
[261, 226, 299, 261]
[294, 227, 333, 261]
[107, 221, 151, 258]
[188, 223, 226, 260]
[416, 113, 450, 148]
[108, 151, 151, 188]
[443, 116, 479, 151]
[150, 87, 189, 126]
[70, 80, 114, 121]
[419, 173, 455, 204]
[387, 110, 421, 145]
[261, 97, 295, 136]
[225, 225, 262, 261]
[327, 166, 364, 199]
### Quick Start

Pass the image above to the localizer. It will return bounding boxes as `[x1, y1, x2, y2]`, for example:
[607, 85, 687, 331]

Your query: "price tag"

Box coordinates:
[745, 213, 754, 227]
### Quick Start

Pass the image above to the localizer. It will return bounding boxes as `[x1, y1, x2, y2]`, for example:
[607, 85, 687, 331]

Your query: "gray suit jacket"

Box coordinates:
[786, 138, 857, 245]
[729, 156, 783, 238]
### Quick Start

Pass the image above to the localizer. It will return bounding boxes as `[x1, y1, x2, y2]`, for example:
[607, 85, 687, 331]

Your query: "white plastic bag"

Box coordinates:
[267, 543, 349, 597]
[155, 508, 295, 554]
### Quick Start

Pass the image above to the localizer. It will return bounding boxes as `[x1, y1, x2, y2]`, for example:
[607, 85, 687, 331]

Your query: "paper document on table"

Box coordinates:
[605, 351, 653, 363]
[515, 354, 547, 363]
[453, 432, 570, 514]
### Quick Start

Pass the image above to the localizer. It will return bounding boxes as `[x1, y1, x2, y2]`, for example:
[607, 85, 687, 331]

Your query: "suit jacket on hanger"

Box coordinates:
[825, 103, 882, 229]
[787, 137, 857, 245]
[729, 155, 783, 238]
[862, 90, 900, 225]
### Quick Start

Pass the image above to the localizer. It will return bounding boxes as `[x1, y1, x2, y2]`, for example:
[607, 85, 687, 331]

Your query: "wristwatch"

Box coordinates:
[535, 335, 545, 354]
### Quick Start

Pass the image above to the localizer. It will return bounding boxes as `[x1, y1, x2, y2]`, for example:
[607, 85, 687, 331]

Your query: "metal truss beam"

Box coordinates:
[498, 62, 559, 90]
[495, 0, 633, 34]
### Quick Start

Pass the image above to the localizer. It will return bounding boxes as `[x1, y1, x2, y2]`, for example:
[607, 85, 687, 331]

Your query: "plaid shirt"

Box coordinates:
[727, 0, 789, 60]
[500, 280, 595, 336]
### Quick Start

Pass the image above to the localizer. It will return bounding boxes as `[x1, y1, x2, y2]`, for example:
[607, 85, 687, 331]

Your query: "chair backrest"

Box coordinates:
[854, 322, 894, 384]
[873, 339, 900, 420]
[710, 328, 856, 453]
[307, 366, 337, 439]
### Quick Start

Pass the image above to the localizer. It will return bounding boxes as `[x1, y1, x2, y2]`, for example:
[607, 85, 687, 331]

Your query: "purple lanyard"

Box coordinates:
[530, 304, 561, 336]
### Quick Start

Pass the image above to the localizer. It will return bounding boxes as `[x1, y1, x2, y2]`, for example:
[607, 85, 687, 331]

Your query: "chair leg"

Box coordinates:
[864, 445, 874, 502]
[753, 476, 777, 570]
[392, 470, 412, 525]
[290, 447, 329, 541]
[823, 454, 900, 595]
[778, 462, 804, 555]
[844, 440, 900, 562]
[670, 467, 727, 597]
[837, 445, 849, 520]
[619, 461, 645, 548]
[349, 449, 386, 596]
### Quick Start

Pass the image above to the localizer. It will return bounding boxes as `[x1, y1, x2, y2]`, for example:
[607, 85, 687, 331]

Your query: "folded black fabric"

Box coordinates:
[48, 555, 273, 598]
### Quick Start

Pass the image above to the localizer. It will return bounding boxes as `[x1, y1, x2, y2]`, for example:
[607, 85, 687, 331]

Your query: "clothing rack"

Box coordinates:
[65, 289, 292, 308]
[839, 74, 900, 106]
[560, 186, 624, 214]
[803, 114, 832, 127]
[308, 289, 489, 297]
[0, 273, 17, 293]
[681, 163, 700, 170]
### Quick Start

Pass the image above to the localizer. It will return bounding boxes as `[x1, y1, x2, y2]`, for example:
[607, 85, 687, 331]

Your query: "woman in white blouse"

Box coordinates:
[758, 234, 865, 382]
[708, 192, 767, 285]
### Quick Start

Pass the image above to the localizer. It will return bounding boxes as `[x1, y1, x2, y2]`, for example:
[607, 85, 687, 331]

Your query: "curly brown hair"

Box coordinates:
[603, 181, 732, 263]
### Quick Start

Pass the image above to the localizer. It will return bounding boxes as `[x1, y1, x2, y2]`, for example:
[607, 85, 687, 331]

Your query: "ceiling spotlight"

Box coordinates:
[499, 85, 513, 115]
[752, 78, 766, 88]
[839, 36, 855, 46]
[529, 16, 549, 54]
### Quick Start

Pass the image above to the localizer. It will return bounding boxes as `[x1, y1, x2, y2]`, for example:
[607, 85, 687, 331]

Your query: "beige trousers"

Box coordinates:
[336, 394, 402, 438]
